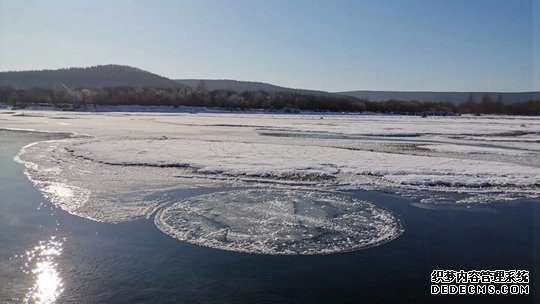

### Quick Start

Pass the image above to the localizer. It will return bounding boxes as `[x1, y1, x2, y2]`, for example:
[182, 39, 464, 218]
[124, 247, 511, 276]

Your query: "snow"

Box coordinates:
[63, 137, 538, 191]
[418, 143, 532, 156]
[3, 109, 539, 254]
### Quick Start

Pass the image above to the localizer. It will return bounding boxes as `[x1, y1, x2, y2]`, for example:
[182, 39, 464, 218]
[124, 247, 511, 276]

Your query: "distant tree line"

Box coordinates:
[0, 86, 538, 115]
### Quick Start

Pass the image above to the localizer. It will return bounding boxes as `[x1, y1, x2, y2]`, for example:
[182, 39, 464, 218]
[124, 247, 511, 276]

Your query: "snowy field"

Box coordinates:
[1, 109, 539, 254]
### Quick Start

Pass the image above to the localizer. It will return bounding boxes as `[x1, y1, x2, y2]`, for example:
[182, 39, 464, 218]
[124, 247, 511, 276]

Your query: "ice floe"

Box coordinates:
[155, 189, 402, 255]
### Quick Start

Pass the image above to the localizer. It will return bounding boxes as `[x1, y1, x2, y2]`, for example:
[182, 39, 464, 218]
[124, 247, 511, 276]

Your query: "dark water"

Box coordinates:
[0, 130, 538, 303]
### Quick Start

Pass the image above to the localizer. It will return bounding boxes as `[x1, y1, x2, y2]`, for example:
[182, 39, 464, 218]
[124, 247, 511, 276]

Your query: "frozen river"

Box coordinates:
[0, 110, 539, 302]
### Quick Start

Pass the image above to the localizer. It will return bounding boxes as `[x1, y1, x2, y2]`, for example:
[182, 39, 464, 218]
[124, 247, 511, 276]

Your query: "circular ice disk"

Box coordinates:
[155, 189, 402, 255]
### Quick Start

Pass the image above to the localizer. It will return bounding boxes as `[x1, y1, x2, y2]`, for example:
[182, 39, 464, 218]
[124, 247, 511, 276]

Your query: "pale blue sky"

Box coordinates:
[1, 0, 538, 92]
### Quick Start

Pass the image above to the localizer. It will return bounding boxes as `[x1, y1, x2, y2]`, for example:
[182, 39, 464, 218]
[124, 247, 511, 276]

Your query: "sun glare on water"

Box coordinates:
[24, 236, 65, 304]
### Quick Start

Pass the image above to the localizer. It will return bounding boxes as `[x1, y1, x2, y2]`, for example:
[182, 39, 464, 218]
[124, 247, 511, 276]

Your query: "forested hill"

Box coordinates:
[1, 65, 538, 114]
[176, 79, 335, 96]
[0, 65, 184, 89]
[178, 80, 539, 105]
